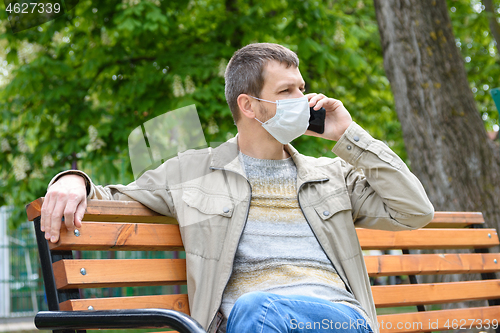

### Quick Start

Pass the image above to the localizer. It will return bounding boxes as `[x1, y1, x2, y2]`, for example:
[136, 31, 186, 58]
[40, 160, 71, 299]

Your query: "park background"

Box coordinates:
[0, 0, 499, 331]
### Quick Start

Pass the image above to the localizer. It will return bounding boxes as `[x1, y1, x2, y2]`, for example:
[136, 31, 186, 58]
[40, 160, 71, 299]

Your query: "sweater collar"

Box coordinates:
[210, 133, 329, 184]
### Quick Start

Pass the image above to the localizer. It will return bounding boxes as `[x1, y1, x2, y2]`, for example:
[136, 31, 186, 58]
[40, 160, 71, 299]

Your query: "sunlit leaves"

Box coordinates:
[447, 0, 500, 132]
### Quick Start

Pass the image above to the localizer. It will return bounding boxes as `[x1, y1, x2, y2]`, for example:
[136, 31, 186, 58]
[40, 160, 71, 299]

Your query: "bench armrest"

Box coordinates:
[35, 309, 206, 333]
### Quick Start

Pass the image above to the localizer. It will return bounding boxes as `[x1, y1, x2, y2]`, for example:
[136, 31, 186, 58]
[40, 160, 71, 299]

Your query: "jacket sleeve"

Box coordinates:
[331, 121, 434, 231]
[47, 158, 178, 218]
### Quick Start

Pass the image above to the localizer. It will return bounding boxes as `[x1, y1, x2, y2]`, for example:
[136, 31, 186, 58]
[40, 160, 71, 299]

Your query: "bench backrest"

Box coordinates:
[26, 198, 500, 333]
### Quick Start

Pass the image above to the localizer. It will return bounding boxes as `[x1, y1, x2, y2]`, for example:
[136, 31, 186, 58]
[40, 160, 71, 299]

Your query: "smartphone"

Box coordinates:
[308, 106, 326, 134]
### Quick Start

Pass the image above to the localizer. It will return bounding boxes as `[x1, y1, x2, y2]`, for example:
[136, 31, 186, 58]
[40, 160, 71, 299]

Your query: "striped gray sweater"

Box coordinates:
[218, 151, 369, 332]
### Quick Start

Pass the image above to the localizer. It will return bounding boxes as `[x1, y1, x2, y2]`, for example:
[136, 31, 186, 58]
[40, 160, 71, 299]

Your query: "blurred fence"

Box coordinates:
[0, 206, 46, 318]
[0, 205, 185, 319]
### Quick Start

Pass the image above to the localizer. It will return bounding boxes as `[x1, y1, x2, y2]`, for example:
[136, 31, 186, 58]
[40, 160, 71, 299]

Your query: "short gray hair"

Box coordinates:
[224, 43, 299, 123]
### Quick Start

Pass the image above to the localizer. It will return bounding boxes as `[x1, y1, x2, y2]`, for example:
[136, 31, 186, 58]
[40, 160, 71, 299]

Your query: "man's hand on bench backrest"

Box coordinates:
[41, 174, 87, 243]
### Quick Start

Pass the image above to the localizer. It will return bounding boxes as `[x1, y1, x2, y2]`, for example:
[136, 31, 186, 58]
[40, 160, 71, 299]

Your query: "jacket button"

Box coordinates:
[323, 210, 330, 216]
[223, 207, 230, 213]
[353, 135, 359, 142]
[347, 145, 352, 150]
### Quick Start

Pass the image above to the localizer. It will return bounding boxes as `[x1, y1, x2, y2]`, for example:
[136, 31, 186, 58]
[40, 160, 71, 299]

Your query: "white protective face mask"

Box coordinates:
[250, 95, 310, 144]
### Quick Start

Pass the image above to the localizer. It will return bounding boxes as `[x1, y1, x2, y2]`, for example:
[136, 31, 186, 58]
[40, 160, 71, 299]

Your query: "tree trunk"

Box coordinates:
[373, 0, 500, 231]
[373, 1, 500, 312]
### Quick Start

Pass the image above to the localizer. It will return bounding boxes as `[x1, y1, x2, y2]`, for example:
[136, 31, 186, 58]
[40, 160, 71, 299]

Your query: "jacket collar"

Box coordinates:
[210, 133, 329, 184]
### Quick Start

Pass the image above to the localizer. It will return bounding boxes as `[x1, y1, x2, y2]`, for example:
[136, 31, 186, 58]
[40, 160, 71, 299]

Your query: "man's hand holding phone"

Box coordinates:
[304, 93, 353, 142]
[41, 174, 87, 243]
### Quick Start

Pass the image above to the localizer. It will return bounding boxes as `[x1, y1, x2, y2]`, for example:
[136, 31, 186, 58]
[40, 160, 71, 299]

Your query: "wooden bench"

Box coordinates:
[26, 197, 500, 333]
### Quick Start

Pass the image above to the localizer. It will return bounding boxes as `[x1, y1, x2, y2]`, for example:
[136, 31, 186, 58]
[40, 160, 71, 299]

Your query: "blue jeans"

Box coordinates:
[226, 292, 373, 333]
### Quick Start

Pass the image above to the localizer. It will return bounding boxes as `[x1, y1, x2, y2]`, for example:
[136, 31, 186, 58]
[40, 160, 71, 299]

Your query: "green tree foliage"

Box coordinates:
[0, 0, 397, 228]
[447, 0, 500, 130]
[0, 0, 498, 228]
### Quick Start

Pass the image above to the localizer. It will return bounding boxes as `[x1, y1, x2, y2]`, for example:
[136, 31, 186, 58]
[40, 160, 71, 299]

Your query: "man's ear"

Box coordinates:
[237, 94, 256, 120]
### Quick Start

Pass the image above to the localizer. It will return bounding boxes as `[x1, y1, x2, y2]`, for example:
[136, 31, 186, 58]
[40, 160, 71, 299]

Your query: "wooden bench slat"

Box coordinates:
[50, 224, 499, 252]
[365, 253, 500, 276]
[82, 200, 178, 223]
[428, 212, 484, 226]
[378, 305, 500, 333]
[26, 197, 178, 223]
[49, 222, 183, 251]
[59, 294, 190, 315]
[26, 197, 44, 221]
[28, 198, 484, 226]
[372, 279, 500, 307]
[357, 228, 499, 249]
[53, 259, 187, 289]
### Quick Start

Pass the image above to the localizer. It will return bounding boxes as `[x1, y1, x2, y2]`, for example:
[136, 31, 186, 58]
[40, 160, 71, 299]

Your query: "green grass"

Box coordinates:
[376, 305, 417, 315]
[376, 304, 443, 315]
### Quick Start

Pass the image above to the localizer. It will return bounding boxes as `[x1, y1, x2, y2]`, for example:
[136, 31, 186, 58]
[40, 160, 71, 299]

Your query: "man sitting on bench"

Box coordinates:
[40, 43, 434, 333]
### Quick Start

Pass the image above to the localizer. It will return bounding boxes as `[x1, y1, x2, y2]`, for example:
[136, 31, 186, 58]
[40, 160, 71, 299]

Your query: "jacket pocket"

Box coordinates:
[182, 188, 234, 218]
[310, 190, 360, 260]
[311, 189, 352, 221]
[180, 187, 234, 260]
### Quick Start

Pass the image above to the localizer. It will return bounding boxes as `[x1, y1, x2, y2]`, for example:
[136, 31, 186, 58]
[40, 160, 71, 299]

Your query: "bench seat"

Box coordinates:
[26, 198, 500, 333]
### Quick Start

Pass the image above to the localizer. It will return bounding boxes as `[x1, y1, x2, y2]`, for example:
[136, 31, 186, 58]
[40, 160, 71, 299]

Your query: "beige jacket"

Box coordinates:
[49, 121, 435, 333]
